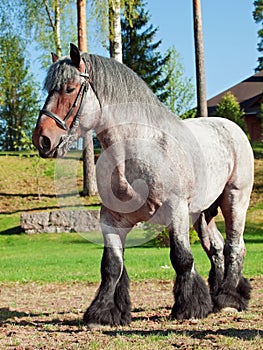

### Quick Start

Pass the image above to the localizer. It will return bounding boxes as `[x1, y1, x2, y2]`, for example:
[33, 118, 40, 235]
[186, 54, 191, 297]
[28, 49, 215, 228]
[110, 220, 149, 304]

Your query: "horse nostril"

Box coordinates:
[39, 135, 51, 153]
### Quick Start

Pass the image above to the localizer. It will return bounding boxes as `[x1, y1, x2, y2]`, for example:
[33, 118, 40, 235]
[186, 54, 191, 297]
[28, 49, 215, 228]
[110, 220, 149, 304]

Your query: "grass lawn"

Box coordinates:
[0, 230, 261, 283]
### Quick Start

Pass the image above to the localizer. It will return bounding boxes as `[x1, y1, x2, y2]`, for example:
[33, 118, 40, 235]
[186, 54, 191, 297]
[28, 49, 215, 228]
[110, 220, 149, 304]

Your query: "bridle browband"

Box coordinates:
[38, 58, 96, 152]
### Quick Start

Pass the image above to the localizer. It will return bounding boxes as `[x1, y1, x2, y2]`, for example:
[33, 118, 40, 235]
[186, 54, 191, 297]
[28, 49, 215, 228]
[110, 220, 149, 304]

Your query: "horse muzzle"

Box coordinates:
[32, 125, 68, 158]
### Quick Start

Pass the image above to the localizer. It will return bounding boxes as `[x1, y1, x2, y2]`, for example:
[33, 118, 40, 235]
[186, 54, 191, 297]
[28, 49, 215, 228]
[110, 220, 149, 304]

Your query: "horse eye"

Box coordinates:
[66, 87, 75, 94]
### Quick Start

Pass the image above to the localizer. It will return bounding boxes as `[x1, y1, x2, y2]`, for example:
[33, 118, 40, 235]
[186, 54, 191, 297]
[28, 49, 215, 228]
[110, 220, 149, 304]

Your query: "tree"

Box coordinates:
[253, 0, 263, 72]
[214, 91, 247, 133]
[22, 0, 77, 65]
[77, 0, 88, 52]
[193, 0, 207, 117]
[0, 34, 40, 150]
[89, 0, 137, 55]
[162, 46, 195, 117]
[109, 0, 123, 62]
[121, 0, 170, 102]
[77, 0, 97, 196]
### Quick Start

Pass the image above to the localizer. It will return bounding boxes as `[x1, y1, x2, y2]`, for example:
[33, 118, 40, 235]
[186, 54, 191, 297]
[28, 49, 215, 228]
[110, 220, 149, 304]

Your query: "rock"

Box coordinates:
[20, 210, 100, 234]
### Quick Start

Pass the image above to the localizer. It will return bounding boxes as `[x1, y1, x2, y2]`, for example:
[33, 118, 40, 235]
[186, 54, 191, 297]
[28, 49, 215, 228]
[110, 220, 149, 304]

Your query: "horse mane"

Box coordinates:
[43, 52, 177, 125]
[44, 57, 82, 92]
[86, 54, 164, 108]
[44, 53, 164, 104]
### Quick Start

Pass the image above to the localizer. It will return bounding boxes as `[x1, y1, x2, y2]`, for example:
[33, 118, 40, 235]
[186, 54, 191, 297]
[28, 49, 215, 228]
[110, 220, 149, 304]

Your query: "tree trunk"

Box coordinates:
[43, 0, 62, 57]
[77, 0, 87, 51]
[193, 0, 207, 117]
[54, 0, 62, 57]
[82, 133, 97, 196]
[109, 0, 123, 62]
[77, 0, 97, 196]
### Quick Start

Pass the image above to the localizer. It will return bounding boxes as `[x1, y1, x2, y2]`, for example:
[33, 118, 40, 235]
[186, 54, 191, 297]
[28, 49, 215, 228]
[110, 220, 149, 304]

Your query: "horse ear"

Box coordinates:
[70, 43, 81, 68]
[51, 52, 59, 63]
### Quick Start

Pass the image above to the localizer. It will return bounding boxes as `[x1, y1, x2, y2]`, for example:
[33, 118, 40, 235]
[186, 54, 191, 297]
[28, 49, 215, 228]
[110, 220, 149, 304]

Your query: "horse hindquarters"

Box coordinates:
[168, 199, 213, 319]
[211, 133, 253, 312]
[83, 206, 132, 327]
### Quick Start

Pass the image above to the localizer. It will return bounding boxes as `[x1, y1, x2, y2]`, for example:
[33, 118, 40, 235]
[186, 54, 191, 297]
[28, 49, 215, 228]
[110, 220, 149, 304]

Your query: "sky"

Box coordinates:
[31, 0, 260, 103]
[148, 0, 259, 100]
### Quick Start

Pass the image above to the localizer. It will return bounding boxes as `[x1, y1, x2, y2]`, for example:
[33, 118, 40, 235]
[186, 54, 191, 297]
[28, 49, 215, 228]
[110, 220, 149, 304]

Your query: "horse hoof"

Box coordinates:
[172, 272, 213, 320]
[83, 306, 131, 327]
[212, 276, 251, 312]
[86, 322, 111, 330]
[221, 307, 238, 314]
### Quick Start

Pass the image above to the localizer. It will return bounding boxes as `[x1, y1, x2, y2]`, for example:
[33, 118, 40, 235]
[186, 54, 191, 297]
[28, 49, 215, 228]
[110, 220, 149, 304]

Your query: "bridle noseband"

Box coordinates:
[38, 70, 91, 151]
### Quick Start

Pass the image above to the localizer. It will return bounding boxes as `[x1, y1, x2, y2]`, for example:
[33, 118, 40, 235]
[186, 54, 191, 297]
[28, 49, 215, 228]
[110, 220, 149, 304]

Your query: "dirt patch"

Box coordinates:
[0, 278, 262, 349]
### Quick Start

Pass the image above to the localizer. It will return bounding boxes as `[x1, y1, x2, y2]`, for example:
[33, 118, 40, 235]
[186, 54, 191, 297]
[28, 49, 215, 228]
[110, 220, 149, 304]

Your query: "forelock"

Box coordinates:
[44, 57, 81, 92]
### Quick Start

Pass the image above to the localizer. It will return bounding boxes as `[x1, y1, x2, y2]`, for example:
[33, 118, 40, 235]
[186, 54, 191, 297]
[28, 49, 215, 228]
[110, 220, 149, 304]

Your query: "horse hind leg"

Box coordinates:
[193, 203, 225, 308]
[168, 199, 213, 320]
[214, 185, 252, 312]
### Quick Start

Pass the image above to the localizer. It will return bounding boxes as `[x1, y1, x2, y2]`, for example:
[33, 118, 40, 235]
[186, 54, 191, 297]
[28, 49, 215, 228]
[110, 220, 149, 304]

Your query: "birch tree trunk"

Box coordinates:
[43, 0, 62, 57]
[54, 0, 62, 57]
[77, 0, 97, 196]
[109, 0, 123, 62]
[193, 0, 207, 117]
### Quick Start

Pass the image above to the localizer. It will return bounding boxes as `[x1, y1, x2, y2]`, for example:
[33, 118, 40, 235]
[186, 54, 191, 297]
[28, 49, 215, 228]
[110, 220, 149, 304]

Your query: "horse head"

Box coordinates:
[32, 44, 100, 158]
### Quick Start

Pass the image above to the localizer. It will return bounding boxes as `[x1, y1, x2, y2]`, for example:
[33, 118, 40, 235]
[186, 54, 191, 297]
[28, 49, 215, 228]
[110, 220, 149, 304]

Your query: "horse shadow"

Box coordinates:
[103, 328, 263, 342]
[1, 306, 262, 341]
[0, 308, 32, 324]
[0, 307, 83, 332]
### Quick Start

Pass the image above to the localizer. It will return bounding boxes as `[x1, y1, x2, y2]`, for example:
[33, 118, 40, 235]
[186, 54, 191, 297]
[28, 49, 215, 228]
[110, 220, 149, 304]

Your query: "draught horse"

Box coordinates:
[32, 44, 254, 326]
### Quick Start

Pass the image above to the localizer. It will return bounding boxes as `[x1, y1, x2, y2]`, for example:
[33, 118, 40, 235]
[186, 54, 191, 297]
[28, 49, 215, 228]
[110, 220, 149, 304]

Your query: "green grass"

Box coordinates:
[0, 231, 261, 283]
[251, 141, 263, 159]
[0, 233, 101, 283]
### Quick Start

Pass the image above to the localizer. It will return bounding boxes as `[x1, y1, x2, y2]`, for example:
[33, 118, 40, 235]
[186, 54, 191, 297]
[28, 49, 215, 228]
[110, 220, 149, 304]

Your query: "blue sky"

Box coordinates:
[148, 0, 259, 100]
[31, 0, 259, 103]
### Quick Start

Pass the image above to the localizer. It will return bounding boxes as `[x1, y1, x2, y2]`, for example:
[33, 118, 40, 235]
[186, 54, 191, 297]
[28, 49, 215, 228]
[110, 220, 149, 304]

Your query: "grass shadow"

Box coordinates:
[0, 226, 22, 235]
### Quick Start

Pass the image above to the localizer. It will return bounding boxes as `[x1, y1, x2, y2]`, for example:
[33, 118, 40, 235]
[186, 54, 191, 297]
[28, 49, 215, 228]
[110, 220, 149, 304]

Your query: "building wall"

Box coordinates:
[245, 115, 262, 141]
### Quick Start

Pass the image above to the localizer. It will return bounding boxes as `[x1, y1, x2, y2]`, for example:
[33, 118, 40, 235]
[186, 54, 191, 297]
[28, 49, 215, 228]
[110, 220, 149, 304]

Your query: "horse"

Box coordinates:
[32, 43, 254, 327]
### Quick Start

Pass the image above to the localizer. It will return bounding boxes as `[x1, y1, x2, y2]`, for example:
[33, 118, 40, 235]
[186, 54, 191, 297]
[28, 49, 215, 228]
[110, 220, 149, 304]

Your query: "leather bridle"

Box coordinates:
[38, 69, 91, 151]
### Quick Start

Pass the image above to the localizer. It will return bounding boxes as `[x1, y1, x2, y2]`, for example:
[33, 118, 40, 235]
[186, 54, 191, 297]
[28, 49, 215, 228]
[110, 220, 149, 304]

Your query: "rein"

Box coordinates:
[38, 59, 96, 152]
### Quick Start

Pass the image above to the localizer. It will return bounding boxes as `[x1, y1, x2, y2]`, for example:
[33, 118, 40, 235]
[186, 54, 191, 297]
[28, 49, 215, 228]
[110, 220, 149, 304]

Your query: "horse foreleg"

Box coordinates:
[213, 186, 252, 312]
[83, 207, 132, 327]
[168, 200, 213, 320]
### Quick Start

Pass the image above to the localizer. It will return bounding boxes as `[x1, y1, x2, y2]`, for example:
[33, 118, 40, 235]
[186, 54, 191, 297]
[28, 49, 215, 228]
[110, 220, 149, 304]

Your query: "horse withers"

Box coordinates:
[32, 44, 254, 326]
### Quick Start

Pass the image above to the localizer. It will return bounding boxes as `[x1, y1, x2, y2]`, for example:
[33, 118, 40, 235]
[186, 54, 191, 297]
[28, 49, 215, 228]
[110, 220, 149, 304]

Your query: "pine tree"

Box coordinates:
[253, 0, 263, 72]
[121, 0, 170, 102]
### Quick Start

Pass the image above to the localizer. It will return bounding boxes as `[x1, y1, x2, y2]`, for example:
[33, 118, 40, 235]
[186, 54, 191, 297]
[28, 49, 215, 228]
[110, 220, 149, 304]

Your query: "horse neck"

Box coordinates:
[94, 101, 180, 152]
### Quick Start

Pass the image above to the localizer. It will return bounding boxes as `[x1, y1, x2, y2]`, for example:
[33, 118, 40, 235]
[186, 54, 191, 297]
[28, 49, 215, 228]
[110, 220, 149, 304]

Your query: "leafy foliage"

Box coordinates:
[253, 0, 263, 71]
[214, 91, 247, 134]
[162, 46, 195, 116]
[21, 0, 77, 66]
[0, 35, 40, 151]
